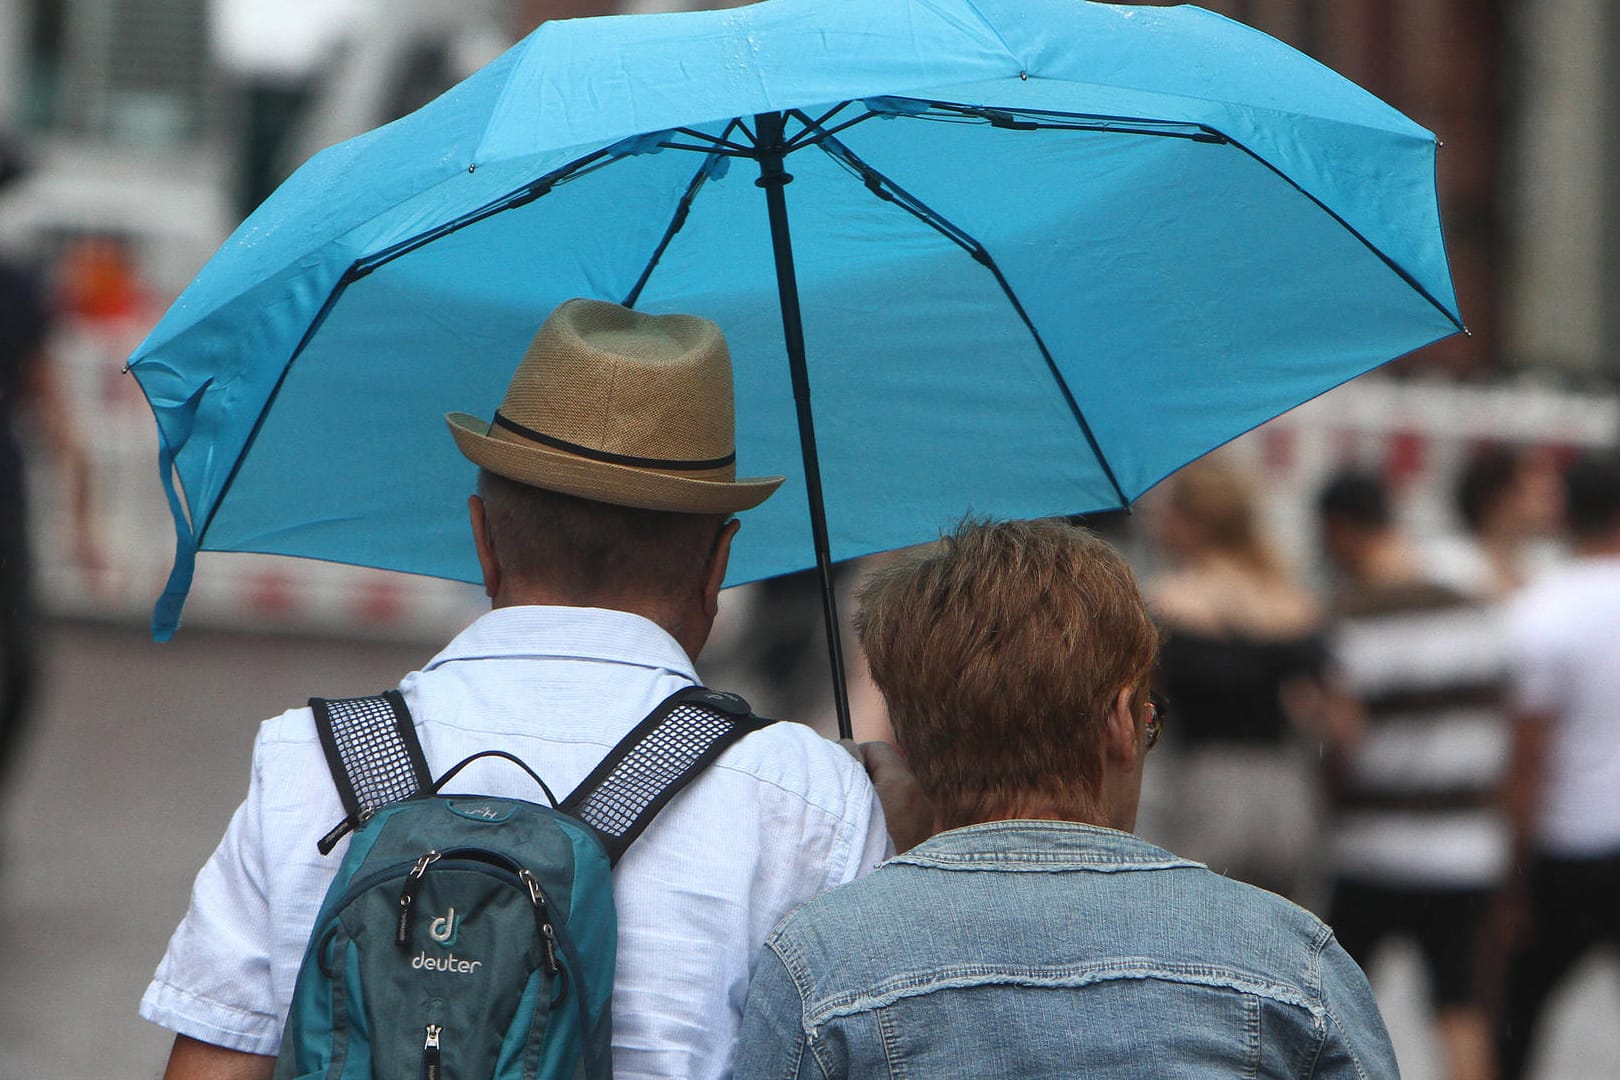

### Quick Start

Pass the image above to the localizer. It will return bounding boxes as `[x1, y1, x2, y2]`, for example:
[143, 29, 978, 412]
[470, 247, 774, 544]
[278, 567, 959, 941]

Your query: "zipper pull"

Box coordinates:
[541, 923, 561, 978]
[423, 1024, 442, 1080]
[316, 807, 377, 856]
[397, 851, 441, 950]
[519, 868, 560, 975]
[316, 817, 354, 856]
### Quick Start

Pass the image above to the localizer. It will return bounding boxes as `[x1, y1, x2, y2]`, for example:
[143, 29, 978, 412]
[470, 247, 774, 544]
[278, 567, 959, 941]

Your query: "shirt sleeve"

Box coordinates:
[735, 942, 820, 1080]
[1310, 934, 1399, 1079]
[139, 727, 282, 1056]
[823, 755, 892, 894]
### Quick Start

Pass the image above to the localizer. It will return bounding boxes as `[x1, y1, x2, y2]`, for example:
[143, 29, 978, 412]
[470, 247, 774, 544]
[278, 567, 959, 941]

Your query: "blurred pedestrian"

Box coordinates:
[735, 517, 1398, 1079]
[1425, 446, 1564, 601]
[1495, 451, 1620, 1080]
[1317, 469, 1510, 1080]
[0, 135, 97, 801]
[1144, 455, 1337, 901]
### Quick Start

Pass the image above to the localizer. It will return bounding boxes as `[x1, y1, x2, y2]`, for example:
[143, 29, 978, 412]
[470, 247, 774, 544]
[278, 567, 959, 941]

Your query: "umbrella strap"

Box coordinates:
[150, 427, 197, 643]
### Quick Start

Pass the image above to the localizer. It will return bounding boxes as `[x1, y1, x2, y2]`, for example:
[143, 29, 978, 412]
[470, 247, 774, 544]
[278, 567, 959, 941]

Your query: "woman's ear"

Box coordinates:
[1104, 685, 1140, 768]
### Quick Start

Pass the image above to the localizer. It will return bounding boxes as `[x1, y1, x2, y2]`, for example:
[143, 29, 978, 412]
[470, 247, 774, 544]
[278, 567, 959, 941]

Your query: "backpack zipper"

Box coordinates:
[518, 868, 561, 976]
[422, 1023, 442, 1080]
[397, 850, 442, 950]
[395, 847, 561, 972]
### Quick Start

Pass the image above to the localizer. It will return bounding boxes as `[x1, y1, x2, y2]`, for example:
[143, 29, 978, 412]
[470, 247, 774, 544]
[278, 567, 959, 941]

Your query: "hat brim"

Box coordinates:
[447, 412, 783, 515]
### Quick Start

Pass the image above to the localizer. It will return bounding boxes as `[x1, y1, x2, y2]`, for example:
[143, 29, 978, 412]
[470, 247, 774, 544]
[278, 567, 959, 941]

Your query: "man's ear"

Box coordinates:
[1104, 685, 1140, 768]
[469, 494, 501, 601]
[702, 518, 742, 619]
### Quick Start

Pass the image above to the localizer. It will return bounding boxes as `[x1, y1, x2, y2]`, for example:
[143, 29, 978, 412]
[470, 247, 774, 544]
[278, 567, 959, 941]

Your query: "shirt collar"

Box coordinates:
[425, 605, 698, 681]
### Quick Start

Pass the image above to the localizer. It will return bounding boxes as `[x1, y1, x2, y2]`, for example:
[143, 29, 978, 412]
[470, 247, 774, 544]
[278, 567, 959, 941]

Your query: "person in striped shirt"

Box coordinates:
[1317, 469, 1510, 1080]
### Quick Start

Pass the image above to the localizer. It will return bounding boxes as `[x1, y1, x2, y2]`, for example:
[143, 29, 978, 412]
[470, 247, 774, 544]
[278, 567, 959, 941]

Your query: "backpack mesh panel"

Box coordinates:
[570, 702, 733, 842]
[324, 695, 423, 813]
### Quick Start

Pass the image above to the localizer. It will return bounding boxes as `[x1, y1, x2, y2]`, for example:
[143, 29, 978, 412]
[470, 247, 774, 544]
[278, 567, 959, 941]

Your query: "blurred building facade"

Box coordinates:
[1190, 0, 1616, 389]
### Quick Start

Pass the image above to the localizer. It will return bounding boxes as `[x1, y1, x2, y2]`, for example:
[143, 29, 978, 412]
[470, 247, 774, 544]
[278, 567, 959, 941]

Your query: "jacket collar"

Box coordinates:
[893, 820, 1201, 872]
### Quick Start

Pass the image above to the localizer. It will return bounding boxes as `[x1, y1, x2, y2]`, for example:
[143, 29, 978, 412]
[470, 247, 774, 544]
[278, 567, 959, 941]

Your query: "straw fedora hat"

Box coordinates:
[448, 298, 783, 514]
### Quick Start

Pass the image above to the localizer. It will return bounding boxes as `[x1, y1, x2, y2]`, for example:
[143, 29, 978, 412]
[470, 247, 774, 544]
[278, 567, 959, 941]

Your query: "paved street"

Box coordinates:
[3, 617, 1615, 1078]
[1, 620, 444, 1078]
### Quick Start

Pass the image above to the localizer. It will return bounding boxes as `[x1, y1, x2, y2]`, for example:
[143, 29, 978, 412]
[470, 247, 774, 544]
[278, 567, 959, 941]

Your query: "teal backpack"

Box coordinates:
[272, 685, 768, 1080]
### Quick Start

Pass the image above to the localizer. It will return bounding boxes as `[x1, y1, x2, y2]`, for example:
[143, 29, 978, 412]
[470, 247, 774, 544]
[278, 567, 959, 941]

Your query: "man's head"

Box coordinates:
[447, 299, 783, 655]
[1316, 469, 1393, 577]
[855, 518, 1161, 833]
[1562, 451, 1620, 548]
[1455, 445, 1563, 542]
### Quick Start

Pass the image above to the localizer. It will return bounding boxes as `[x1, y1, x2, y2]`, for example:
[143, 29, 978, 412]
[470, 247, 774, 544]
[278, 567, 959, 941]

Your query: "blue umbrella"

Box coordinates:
[128, 0, 1462, 736]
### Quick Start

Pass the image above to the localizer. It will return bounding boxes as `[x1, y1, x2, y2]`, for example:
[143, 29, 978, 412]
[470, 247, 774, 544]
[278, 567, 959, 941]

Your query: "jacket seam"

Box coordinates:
[1308, 925, 1332, 1003]
[767, 936, 818, 1034]
[781, 1002, 809, 1080]
[766, 938, 828, 1080]
[877, 1004, 907, 1080]
[1297, 928, 1333, 1079]
[1242, 993, 1262, 1080]
[802, 962, 1320, 1027]
[889, 855, 1200, 872]
[1314, 1005, 1372, 1080]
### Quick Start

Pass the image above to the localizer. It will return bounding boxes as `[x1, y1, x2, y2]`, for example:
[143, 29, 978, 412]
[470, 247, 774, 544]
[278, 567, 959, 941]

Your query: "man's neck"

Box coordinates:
[963, 795, 1131, 833]
[489, 588, 701, 660]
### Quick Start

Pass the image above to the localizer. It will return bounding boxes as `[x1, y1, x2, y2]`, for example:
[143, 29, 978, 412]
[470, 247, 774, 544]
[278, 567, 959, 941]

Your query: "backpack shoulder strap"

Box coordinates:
[561, 686, 772, 865]
[311, 689, 432, 854]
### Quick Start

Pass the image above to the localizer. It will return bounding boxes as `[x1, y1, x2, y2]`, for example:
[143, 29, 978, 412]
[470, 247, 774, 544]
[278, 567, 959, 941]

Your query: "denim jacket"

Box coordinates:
[735, 821, 1397, 1079]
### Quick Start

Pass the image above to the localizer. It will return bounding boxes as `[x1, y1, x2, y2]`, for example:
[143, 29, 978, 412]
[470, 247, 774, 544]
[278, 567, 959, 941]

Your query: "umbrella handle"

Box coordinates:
[754, 111, 854, 742]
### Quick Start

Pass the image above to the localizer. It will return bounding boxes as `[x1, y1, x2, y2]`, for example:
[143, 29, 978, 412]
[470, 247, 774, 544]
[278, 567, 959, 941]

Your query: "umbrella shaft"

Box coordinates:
[755, 111, 854, 742]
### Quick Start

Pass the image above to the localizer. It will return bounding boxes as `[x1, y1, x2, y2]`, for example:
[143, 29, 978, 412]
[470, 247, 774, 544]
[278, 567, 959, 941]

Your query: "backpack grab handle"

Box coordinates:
[431, 750, 561, 809]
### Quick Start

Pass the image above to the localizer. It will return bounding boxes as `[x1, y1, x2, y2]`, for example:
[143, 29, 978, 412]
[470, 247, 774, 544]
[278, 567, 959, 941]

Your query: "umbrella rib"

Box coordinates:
[656, 143, 758, 157]
[894, 101, 1461, 332]
[349, 147, 619, 280]
[1221, 136, 1466, 333]
[816, 138, 1131, 510]
[788, 103, 855, 147]
[192, 273, 363, 546]
[194, 147, 625, 547]
[783, 104, 879, 151]
[916, 101, 1227, 144]
[622, 150, 730, 308]
[671, 126, 754, 154]
[623, 110, 901, 310]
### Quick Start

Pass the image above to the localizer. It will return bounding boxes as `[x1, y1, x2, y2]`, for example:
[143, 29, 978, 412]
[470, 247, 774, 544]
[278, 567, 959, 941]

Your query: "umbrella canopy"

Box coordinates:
[130, 0, 1461, 654]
